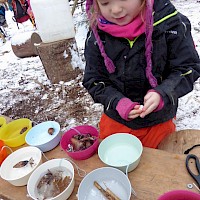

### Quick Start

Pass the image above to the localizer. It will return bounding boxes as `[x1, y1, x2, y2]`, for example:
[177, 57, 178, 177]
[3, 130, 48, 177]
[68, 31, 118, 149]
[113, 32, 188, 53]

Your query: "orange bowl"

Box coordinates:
[0, 140, 7, 165]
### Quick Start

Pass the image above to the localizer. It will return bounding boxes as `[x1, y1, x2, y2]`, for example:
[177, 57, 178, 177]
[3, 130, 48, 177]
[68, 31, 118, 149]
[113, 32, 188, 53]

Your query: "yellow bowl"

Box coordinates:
[0, 116, 6, 130]
[0, 118, 32, 147]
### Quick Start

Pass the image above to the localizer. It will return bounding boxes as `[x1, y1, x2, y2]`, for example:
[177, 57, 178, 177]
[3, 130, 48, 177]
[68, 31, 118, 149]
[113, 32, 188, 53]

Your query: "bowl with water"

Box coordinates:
[0, 146, 42, 186]
[98, 133, 143, 173]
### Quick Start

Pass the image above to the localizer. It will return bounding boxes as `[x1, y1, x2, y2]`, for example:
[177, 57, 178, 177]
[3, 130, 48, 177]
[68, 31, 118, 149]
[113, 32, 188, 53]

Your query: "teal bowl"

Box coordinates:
[98, 133, 143, 173]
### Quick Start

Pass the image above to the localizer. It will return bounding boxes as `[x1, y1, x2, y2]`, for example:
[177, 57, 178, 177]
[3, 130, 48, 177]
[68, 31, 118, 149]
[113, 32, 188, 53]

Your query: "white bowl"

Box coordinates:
[0, 146, 42, 186]
[27, 158, 75, 200]
[78, 167, 131, 200]
[98, 133, 143, 173]
[25, 121, 61, 152]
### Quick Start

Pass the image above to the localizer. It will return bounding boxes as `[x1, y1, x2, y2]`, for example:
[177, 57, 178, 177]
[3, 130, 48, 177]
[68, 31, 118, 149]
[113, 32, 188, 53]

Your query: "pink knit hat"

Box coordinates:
[86, 0, 158, 88]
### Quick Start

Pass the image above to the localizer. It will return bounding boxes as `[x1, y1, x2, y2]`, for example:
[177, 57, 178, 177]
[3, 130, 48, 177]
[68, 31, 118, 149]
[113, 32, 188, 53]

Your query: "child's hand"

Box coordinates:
[140, 91, 160, 118]
[128, 105, 143, 119]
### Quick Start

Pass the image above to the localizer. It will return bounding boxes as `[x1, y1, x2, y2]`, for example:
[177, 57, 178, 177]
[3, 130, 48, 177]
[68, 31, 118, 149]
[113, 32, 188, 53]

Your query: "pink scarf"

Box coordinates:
[97, 0, 156, 41]
[98, 13, 146, 40]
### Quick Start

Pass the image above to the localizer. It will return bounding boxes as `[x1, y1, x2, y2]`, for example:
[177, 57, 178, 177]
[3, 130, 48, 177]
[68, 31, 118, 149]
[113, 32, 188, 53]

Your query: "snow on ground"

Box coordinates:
[0, 0, 200, 131]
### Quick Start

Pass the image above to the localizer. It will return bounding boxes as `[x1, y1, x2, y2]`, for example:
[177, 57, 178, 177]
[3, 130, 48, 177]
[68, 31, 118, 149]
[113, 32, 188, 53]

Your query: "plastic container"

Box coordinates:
[98, 133, 143, 173]
[0, 116, 6, 130]
[25, 121, 61, 152]
[30, 0, 75, 43]
[0, 146, 42, 186]
[158, 190, 200, 200]
[60, 125, 99, 160]
[0, 140, 7, 165]
[78, 167, 132, 200]
[0, 118, 32, 147]
[27, 159, 75, 200]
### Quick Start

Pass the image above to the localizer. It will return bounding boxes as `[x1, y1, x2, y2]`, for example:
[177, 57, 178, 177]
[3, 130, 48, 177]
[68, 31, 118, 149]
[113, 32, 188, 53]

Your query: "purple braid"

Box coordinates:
[145, 0, 157, 87]
[86, 0, 92, 17]
[86, 0, 158, 86]
[86, 0, 116, 73]
[92, 26, 116, 73]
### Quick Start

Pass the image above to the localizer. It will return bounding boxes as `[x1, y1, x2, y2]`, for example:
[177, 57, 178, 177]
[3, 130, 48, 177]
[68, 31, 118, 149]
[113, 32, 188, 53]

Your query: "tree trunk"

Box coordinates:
[35, 38, 77, 84]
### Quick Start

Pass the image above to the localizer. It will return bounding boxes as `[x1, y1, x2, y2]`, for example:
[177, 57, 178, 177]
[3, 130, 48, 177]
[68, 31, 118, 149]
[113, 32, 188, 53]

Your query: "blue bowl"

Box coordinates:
[25, 121, 61, 152]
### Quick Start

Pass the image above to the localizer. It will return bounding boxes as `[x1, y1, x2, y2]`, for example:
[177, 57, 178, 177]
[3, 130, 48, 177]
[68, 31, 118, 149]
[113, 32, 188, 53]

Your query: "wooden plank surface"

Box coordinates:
[0, 145, 197, 200]
[158, 129, 200, 156]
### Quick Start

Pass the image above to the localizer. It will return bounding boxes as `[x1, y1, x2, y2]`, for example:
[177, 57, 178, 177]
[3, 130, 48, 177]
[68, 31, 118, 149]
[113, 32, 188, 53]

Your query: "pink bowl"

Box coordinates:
[158, 190, 200, 200]
[60, 125, 99, 160]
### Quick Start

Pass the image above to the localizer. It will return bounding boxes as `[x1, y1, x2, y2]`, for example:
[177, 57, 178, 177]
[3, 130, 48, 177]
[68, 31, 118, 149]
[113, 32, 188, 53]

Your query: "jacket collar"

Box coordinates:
[153, 0, 176, 20]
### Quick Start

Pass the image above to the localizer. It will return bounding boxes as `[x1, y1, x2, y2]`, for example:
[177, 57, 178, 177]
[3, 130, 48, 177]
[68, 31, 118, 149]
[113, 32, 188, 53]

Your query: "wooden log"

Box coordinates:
[11, 38, 37, 58]
[30, 32, 42, 55]
[35, 38, 77, 84]
[158, 129, 200, 156]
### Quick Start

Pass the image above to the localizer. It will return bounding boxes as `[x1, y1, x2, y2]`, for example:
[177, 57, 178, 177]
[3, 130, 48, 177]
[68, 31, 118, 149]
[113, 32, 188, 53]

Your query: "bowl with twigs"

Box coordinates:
[78, 167, 132, 200]
[60, 125, 99, 160]
[27, 158, 75, 200]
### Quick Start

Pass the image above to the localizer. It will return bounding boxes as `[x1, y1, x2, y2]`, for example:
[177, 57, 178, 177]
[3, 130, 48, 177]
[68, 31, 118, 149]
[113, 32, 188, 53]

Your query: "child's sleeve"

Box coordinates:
[153, 14, 200, 106]
[83, 31, 130, 113]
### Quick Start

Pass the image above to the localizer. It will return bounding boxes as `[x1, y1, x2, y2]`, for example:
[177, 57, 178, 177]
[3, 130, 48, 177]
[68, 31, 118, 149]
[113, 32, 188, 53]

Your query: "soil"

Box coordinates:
[1, 69, 103, 132]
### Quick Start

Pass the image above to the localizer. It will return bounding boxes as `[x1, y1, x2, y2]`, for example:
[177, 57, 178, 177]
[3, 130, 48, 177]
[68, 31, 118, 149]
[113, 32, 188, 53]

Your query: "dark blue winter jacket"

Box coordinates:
[83, 0, 200, 129]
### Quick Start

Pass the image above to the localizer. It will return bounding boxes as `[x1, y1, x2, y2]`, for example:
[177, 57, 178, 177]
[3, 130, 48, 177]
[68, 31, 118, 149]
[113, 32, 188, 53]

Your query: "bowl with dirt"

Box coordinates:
[27, 158, 75, 200]
[60, 125, 99, 160]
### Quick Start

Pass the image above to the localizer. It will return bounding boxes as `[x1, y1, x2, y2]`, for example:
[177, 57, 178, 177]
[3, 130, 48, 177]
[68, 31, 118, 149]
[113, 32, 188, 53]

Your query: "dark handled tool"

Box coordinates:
[186, 154, 200, 188]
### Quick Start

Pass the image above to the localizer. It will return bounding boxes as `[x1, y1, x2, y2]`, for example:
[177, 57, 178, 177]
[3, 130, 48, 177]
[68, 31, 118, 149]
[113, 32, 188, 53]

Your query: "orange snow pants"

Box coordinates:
[99, 114, 176, 148]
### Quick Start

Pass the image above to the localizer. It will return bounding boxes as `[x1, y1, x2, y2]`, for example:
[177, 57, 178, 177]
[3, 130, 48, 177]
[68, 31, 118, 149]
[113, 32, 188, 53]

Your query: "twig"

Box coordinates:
[94, 181, 120, 200]
[31, 78, 45, 90]
[103, 182, 121, 200]
[185, 95, 192, 104]
[71, 0, 79, 15]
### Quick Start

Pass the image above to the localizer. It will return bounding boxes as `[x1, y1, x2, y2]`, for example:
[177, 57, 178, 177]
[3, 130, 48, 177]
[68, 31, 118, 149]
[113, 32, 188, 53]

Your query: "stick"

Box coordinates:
[106, 188, 121, 200]
[94, 181, 113, 200]
[103, 182, 121, 200]
[94, 181, 120, 200]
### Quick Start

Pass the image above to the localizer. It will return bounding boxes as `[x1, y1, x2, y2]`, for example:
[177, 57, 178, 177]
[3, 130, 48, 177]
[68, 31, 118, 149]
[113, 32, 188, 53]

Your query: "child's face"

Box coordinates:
[97, 0, 143, 25]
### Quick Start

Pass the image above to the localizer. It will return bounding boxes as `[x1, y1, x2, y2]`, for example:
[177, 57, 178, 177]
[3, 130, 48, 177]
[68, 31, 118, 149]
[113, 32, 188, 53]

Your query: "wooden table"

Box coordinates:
[0, 144, 198, 200]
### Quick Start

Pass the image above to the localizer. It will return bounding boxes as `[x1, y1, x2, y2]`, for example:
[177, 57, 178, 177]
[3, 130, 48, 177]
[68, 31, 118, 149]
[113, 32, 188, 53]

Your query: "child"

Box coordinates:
[83, 0, 200, 148]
